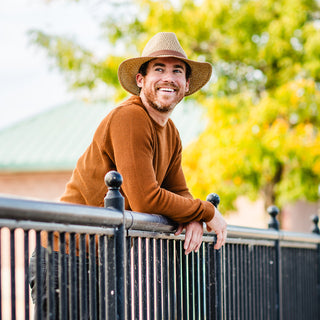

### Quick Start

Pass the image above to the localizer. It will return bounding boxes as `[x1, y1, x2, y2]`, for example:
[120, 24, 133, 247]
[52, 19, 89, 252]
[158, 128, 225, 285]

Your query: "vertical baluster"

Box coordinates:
[251, 245, 258, 320]
[98, 235, 106, 320]
[162, 239, 169, 320]
[89, 234, 97, 319]
[259, 246, 263, 320]
[145, 237, 151, 319]
[254, 245, 258, 320]
[169, 239, 176, 320]
[10, 229, 16, 319]
[189, 251, 195, 320]
[232, 244, 236, 320]
[266, 246, 271, 317]
[107, 235, 116, 319]
[148, 238, 154, 320]
[258, 245, 262, 320]
[236, 244, 244, 319]
[243, 244, 248, 320]
[261, 246, 266, 319]
[59, 232, 68, 320]
[35, 231, 43, 320]
[156, 238, 162, 320]
[176, 240, 183, 320]
[204, 242, 212, 319]
[298, 249, 303, 320]
[183, 241, 189, 320]
[69, 233, 78, 319]
[126, 236, 132, 320]
[140, 237, 148, 320]
[236, 244, 241, 320]
[247, 244, 252, 320]
[47, 231, 56, 319]
[206, 242, 215, 319]
[24, 230, 30, 320]
[195, 248, 201, 320]
[132, 237, 139, 319]
[200, 243, 206, 320]
[79, 234, 88, 319]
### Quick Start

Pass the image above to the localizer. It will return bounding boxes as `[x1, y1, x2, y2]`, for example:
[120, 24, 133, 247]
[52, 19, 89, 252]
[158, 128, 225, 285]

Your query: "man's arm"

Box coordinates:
[108, 105, 215, 224]
[160, 136, 227, 253]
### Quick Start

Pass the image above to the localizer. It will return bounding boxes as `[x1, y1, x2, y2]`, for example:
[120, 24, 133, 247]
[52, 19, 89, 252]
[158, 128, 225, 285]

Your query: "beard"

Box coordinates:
[142, 84, 184, 113]
[150, 100, 177, 113]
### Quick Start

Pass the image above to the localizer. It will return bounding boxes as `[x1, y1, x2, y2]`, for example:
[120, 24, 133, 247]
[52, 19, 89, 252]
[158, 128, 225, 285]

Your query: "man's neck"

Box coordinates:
[140, 95, 172, 127]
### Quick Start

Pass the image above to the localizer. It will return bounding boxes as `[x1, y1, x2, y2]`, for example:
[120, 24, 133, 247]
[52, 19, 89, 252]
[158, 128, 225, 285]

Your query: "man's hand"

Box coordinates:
[175, 221, 203, 255]
[206, 207, 227, 250]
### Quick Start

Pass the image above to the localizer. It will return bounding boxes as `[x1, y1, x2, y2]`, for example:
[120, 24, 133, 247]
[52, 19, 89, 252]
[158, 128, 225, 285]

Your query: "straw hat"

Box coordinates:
[118, 32, 212, 96]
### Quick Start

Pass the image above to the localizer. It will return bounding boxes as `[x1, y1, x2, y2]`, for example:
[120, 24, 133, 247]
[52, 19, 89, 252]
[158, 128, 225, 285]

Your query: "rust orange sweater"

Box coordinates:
[42, 96, 215, 252]
[60, 95, 215, 223]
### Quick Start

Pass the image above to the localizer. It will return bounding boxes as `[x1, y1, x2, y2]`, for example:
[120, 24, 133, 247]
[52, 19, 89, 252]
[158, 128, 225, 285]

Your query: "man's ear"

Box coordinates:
[185, 79, 190, 92]
[136, 73, 143, 88]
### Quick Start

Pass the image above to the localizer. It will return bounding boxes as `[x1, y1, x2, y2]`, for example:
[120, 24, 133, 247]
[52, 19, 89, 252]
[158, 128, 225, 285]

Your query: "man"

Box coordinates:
[31, 31, 227, 319]
[59, 32, 227, 254]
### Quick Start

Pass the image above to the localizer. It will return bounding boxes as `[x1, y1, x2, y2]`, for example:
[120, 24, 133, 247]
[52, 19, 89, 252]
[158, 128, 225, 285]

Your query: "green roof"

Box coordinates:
[0, 100, 204, 172]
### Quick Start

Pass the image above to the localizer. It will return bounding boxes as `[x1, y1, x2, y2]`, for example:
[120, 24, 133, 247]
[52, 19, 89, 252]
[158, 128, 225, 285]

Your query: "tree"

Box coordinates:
[31, 0, 320, 211]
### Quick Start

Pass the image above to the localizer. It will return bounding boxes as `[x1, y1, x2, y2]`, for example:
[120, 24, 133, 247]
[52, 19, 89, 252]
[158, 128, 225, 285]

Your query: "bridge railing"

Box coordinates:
[0, 171, 319, 319]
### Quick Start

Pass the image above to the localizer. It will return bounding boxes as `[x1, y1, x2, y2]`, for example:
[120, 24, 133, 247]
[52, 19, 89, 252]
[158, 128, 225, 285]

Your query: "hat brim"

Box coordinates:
[118, 55, 212, 96]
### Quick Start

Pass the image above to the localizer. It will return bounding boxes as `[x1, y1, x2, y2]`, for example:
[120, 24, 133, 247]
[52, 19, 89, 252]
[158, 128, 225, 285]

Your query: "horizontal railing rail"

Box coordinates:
[0, 171, 319, 319]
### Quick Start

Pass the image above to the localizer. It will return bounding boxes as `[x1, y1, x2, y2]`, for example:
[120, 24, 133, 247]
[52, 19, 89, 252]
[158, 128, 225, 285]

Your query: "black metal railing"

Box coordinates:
[0, 171, 319, 319]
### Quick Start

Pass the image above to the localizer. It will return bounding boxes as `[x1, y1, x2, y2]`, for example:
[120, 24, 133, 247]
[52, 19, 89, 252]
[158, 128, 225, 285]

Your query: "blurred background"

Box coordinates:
[1, 0, 320, 232]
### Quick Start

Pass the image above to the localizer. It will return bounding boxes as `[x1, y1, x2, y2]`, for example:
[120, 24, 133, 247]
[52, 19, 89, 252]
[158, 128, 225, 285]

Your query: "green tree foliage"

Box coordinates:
[31, 0, 320, 211]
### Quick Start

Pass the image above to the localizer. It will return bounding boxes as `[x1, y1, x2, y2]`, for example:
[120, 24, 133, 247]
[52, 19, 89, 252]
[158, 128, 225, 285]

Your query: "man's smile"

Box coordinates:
[158, 88, 175, 92]
[156, 84, 178, 93]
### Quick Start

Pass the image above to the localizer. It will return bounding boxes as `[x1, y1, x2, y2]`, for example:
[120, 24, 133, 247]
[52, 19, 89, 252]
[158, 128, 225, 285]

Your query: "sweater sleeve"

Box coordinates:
[106, 106, 215, 224]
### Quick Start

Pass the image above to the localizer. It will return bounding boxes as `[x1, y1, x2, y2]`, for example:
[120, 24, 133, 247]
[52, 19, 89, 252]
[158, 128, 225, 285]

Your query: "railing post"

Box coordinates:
[312, 214, 319, 235]
[311, 214, 320, 318]
[206, 193, 224, 320]
[104, 171, 126, 320]
[267, 205, 282, 320]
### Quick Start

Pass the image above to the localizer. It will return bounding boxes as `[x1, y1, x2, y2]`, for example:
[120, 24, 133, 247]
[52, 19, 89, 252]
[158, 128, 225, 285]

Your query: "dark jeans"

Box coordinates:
[29, 247, 91, 319]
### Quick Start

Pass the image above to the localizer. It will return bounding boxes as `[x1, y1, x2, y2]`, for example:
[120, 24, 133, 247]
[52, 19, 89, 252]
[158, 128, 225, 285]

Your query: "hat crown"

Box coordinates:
[141, 32, 188, 58]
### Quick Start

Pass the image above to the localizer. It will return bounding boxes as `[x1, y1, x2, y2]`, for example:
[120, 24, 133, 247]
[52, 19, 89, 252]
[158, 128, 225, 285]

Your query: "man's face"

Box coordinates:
[136, 57, 190, 113]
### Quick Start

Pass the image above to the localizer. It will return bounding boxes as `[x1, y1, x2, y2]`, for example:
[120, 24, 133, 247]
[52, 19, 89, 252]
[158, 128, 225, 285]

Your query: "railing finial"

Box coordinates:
[104, 171, 124, 213]
[267, 205, 280, 230]
[311, 214, 319, 234]
[206, 193, 220, 208]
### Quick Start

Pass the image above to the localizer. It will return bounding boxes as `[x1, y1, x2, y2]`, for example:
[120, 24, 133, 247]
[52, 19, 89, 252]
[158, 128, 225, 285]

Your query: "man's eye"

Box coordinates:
[155, 68, 163, 72]
[174, 69, 183, 73]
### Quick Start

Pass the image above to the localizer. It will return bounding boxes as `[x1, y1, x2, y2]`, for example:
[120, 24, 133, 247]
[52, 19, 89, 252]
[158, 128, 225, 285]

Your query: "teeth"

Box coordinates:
[159, 88, 174, 92]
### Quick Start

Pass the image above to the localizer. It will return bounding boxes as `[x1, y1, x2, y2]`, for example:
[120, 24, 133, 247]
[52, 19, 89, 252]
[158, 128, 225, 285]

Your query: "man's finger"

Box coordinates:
[175, 224, 184, 236]
[195, 241, 202, 253]
[214, 231, 223, 250]
[222, 229, 227, 246]
[184, 230, 192, 251]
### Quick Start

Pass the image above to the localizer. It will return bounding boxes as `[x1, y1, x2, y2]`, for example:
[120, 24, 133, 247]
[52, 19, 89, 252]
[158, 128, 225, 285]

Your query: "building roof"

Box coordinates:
[0, 100, 204, 172]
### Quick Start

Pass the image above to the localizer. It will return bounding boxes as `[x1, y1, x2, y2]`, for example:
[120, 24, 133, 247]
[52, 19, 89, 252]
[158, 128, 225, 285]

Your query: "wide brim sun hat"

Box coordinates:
[118, 32, 213, 96]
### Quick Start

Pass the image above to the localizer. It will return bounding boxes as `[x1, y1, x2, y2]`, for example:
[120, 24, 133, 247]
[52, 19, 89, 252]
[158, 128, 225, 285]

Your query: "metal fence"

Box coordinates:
[0, 171, 319, 320]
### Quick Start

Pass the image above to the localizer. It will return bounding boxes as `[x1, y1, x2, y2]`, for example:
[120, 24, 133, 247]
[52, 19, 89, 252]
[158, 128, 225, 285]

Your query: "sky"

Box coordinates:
[0, 0, 109, 129]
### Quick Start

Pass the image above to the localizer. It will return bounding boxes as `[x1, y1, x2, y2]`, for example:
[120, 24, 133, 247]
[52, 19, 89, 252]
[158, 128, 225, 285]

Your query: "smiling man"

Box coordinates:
[59, 32, 227, 253]
[31, 31, 228, 319]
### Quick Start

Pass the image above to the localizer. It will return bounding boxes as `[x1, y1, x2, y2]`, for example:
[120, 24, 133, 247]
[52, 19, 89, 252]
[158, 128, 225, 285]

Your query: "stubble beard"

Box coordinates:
[147, 88, 184, 113]
[151, 101, 177, 113]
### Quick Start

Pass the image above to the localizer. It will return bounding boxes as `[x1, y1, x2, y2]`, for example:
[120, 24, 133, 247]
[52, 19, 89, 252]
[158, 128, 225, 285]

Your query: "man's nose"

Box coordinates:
[161, 71, 175, 82]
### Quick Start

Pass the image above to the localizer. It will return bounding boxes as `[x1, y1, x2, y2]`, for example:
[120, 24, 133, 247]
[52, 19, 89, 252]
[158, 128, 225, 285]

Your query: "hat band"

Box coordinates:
[145, 50, 187, 59]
